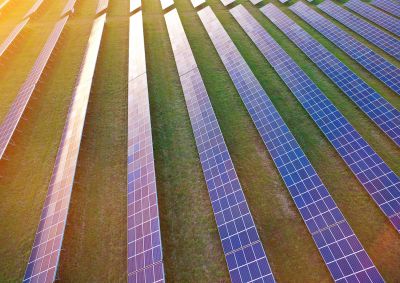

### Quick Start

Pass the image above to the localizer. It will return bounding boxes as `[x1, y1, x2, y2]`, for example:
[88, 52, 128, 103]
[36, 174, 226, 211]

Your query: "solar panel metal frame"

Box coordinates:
[23, 13, 106, 283]
[289, 2, 400, 96]
[0, 18, 29, 58]
[344, 0, 400, 36]
[164, 8, 276, 283]
[230, 4, 400, 233]
[200, 5, 384, 282]
[317, 0, 400, 61]
[371, 0, 400, 17]
[260, 4, 400, 147]
[0, 16, 68, 161]
[127, 10, 165, 283]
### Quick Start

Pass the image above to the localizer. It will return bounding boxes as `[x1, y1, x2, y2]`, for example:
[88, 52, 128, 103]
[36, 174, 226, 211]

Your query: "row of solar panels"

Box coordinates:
[151, 0, 398, 282]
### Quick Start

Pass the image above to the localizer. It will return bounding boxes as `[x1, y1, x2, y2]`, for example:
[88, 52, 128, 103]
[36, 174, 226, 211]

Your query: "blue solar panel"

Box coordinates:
[289, 2, 400, 96]
[371, 0, 400, 17]
[199, 5, 384, 283]
[164, 8, 276, 283]
[318, 0, 400, 61]
[344, 0, 400, 36]
[230, 4, 400, 233]
[261, 4, 400, 148]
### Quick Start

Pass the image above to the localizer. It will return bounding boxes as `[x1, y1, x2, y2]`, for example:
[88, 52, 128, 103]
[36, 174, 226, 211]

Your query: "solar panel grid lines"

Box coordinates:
[0, 18, 29, 58]
[130, 0, 141, 13]
[344, 0, 400, 36]
[24, 0, 45, 19]
[230, 4, 400, 234]
[371, 0, 400, 17]
[96, 0, 109, 14]
[200, 5, 384, 283]
[60, 0, 77, 16]
[260, 4, 400, 148]
[317, 0, 400, 60]
[127, 11, 165, 283]
[289, 2, 400, 96]
[164, 8, 276, 283]
[160, 0, 174, 10]
[191, 0, 206, 8]
[22, 13, 106, 283]
[0, 15, 69, 161]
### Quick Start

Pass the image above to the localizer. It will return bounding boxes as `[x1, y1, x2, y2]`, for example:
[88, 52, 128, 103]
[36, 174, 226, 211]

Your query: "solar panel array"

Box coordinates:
[318, 0, 400, 61]
[23, 13, 106, 283]
[96, 0, 109, 14]
[344, 0, 400, 37]
[371, 0, 400, 17]
[130, 0, 141, 13]
[261, 4, 400, 148]
[231, 4, 400, 233]
[289, 2, 400, 96]
[160, 0, 174, 10]
[24, 0, 45, 18]
[0, 16, 69, 161]
[60, 0, 77, 16]
[199, 5, 383, 283]
[127, 10, 165, 283]
[164, 8, 276, 283]
[0, 18, 29, 58]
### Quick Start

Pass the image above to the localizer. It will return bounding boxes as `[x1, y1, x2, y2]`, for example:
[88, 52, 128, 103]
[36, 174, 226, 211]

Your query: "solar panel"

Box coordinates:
[127, 11, 165, 283]
[231, 4, 400, 233]
[130, 0, 141, 13]
[371, 0, 400, 17]
[0, 18, 29, 58]
[289, 2, 400, 96]
[199, 5, 384, 282]
[344, 0, 400, 36]
[0, 16, 68, 161]
[164, 8, 276, 283]
[318, 0, 400, 61]
[261, 4, 400, 148]
[160, 0, 174, 10]
[60, 0, 77, 16]
[191, 0, 205, 8]
[23, 13, 106, 283]
[96, 0, 109, 14]
[24, 0, 45, 18]
[220, 0, 236, 6]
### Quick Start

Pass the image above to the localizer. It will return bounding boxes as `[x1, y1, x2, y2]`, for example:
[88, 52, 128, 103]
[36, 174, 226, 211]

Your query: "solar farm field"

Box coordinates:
[0, 0, 398, 282]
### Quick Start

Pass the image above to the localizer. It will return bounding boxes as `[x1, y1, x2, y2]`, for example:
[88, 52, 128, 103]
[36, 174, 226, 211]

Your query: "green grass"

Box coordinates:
[0, 0, 399, 282]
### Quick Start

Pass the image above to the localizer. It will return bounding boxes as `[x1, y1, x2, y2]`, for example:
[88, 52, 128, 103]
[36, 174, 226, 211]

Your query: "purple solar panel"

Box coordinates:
[0, 16, 68, 161]
[24, 0, 45, 18]
[96, 0, 109, 14]
[345, 0, 400, 36]
[127, 10, 165, 283]
[60, 0, 77, 16]
[371, 0, 400, 17]
[261, 4, 400, 147]
[289, 2, 400, 96]
[318, 0, 400, 60]
[231, 3, 400, 233]
[199, 5, 383, 282]
[23, 13, 106, 283]
[0, 18, 29, 58]
[164, 8, 276, 283]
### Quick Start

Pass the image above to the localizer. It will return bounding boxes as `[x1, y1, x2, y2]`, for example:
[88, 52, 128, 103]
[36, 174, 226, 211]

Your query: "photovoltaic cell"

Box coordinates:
[23, 13, 106, 283]
[199, 5, 383, 283]
[371, 0, 400, 17]
[318, 0, 400, 60]
[231, 4, 400, 233]
[60, 0, 77, 16]
[289, 2, 400, 96]
[0, 16, 68, 161]
[0, 18, 29, 57]
[24, 0, 45, 18]
[261, 4, 400, 147]
[344, 0, 400, 36]
[164, 8, 275, 283]
[130, 0, 141, 13]
[96, 0, 109, 14]
[127, 11, 165, 283]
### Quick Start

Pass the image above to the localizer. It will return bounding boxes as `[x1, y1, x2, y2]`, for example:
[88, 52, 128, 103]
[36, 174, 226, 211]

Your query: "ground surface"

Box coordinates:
[0, 0, 399, 282]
